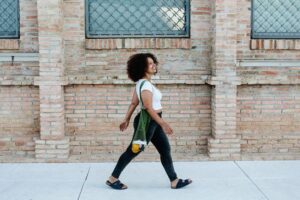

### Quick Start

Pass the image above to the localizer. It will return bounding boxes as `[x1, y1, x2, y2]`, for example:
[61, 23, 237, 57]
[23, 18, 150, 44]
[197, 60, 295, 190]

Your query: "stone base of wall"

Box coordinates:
[2, 153, 300, 163]
[207, 136, 241, 160]
[34, 138, 70, 162]
[241, 153, 300, 161]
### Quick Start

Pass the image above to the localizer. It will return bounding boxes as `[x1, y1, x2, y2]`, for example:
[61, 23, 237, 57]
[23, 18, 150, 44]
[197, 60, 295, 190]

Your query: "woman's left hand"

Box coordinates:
[119, 120, 129, 132]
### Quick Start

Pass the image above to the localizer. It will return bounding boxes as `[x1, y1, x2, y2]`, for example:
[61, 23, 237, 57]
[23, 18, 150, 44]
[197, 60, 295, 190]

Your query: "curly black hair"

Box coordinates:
[126, 53, 159, 82]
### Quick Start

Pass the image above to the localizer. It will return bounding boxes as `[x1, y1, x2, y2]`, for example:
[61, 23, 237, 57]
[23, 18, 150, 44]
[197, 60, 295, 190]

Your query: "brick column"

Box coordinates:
[207, 0, 241, 160]
[34, 0, 69, 161]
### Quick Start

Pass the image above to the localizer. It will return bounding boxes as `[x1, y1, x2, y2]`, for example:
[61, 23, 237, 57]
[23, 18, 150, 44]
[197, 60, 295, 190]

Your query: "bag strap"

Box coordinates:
[139, 80, 147, 109]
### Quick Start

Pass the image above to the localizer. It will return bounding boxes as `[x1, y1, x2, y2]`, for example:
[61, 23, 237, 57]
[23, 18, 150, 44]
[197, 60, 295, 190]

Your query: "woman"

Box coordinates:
[106, 53, 192, 190]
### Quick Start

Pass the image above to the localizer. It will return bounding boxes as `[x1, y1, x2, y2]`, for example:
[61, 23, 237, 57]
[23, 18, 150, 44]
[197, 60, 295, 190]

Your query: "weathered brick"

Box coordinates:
[1, 0, 300, 163]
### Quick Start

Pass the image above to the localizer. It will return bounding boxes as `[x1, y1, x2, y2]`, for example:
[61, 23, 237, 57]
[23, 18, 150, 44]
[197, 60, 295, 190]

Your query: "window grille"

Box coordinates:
[251, 0, 300, 39]
[0, 0, 20, 38]
[85, 0, 190, 38]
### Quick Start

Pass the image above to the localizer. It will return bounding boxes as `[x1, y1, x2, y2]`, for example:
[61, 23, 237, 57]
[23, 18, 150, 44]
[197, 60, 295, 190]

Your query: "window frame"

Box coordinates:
[84, 0, 191, 39]
[251, 0, 300, 39]
[0, 0, 20, 39]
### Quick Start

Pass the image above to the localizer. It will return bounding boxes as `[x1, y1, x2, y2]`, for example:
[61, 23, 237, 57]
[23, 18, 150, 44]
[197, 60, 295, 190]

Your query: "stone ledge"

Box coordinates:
[237, 59, 300, 67]
[0, 53, 39, 62]
[67, 74, 208, 85]
[240, 76, 300, 85]
[2, 74, 300, 86]
[0, 75, 208, 86]
[205, 76, 241, 85]
[0, 76, 35, 85]
[34, 76, 68, 86]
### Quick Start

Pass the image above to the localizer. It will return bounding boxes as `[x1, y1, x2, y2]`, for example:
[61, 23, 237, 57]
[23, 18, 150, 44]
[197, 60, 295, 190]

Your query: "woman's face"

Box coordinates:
[146, 57, 157, 75]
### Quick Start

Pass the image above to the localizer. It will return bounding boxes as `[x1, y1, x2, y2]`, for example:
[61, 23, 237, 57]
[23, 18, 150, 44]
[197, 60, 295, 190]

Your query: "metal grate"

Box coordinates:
[0, 0, 20, 38]
[85, 0, 190, 38]
[251, 0, 300, 39]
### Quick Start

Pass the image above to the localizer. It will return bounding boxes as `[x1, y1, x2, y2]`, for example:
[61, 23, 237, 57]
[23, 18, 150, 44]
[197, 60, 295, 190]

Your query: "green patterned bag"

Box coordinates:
[131, 80, 152, 153]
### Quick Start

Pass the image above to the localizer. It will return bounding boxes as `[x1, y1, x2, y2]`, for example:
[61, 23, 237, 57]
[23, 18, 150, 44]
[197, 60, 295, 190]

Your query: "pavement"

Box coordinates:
[0, 160, 299, 200]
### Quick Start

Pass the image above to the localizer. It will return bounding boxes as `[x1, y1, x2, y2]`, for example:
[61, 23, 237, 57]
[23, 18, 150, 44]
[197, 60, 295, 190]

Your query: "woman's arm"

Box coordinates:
[141, 90, 173, 135]
[120, 88, 139, 132]
[123, 88, 139, 121]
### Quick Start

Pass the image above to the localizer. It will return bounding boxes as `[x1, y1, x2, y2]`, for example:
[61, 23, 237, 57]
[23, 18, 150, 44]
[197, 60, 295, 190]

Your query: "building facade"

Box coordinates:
[0, 0, 300, 163]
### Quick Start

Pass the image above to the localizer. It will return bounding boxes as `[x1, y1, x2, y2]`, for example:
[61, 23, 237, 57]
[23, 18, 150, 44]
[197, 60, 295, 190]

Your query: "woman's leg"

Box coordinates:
[111, 112, 141, 179]
[111, 143, 141, 179]
[111, 112, 158, 179]
[150, 115, 192, 188]
[150, 117, 178, 182]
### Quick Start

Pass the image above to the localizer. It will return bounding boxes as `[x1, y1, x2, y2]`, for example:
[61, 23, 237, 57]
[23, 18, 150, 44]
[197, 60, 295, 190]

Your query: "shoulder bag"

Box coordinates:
[131, 80, 152, 153]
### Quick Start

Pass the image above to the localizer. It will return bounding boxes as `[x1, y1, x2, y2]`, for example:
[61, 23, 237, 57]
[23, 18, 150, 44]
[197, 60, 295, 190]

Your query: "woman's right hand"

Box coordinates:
[119, 119, 129, 132]
[161, 122, 174, 135]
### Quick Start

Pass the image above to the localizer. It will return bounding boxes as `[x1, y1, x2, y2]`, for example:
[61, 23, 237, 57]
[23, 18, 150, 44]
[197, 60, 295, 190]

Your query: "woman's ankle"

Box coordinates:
[171, 178, 178, 183]
[109, 175, 118, 181]
[171, 178, 179, 186]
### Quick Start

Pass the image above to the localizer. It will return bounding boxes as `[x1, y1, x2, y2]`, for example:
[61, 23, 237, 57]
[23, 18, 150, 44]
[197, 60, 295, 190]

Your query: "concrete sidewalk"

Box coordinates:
[0, 160, 299, 200]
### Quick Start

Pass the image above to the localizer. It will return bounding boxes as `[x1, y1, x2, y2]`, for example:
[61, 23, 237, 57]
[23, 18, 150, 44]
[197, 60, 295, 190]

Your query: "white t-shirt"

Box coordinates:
[135, 79, 163, 110]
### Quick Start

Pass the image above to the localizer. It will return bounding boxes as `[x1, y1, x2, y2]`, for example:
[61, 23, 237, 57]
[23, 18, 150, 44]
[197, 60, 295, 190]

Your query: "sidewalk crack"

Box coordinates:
[77, 166, 91, 200]
[234, 161, 270, 200]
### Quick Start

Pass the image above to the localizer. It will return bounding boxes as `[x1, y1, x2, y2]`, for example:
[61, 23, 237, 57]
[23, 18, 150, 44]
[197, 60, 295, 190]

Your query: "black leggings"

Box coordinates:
[111, 111, 178, 182]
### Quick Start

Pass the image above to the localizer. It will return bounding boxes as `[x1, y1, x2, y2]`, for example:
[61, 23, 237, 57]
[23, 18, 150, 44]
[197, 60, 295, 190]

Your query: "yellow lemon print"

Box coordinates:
[131, 144, 140, 153]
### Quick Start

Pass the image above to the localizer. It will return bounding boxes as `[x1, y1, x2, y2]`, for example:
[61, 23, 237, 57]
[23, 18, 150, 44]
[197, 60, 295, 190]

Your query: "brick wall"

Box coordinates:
[237, 85, 300, 160]
[0, 0, 299, 162]
[235, 0, 300, 160]
[237, 0, 300, 59]
[0, 86, 39, 162]
[64, 84, 211, 162]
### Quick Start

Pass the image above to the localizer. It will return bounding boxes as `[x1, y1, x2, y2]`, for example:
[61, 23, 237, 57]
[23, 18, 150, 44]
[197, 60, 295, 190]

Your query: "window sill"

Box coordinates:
[85, 38, 191, 50]
[250, 39, 300, 50]
[0, 39, 20, 50]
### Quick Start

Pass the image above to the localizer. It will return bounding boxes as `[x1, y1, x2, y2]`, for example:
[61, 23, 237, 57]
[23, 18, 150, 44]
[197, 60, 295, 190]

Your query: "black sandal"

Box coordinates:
[171, 179, 192, 189]
[106, 179, 128, 190]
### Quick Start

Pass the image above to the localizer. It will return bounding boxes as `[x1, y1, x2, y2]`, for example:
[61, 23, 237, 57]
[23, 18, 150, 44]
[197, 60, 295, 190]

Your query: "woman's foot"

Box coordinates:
[171, 178, 192, 189]
[106, 176, 128, 190]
